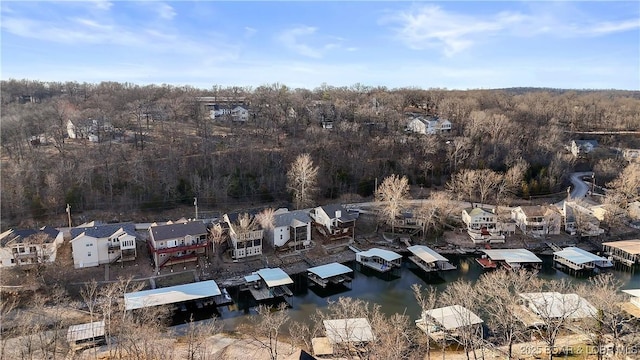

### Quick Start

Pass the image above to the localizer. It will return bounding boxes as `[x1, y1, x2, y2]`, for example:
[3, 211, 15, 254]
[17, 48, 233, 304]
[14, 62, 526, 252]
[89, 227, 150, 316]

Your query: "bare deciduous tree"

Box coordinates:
[286, 153, 319, 210]
[375, 174, 410, 233]
[242, 303, 290, 360]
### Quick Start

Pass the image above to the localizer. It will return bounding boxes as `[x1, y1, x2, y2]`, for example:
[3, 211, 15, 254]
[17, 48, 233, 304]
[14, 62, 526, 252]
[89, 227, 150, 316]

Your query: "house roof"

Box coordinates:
[67, 321, 105, 343]
[71, 223, 136, 240]
[519, 292, 596, 319]
[254, 268, 294, 287]
[273, 209, 311, 228]
[149, 221, 207, 241]
[323, 318, 374, 343]
[319, 204, 357, 222]
[123, 280, 222, 311]
[307, 263, 353, 279]
[464, 207, 494, 217]
[423, 305, 483, 330]
[482, 249, 542, 263]
[357, 248, 402, 262]
[553, 247, 609, 265]
[602, 240, 640, 255]
[622, 289, 640, 298]
[516, 206, 546, 218]
[408, 245, 449, 263]
[1, 226, 61, 247]
[574, 140, 598, 147]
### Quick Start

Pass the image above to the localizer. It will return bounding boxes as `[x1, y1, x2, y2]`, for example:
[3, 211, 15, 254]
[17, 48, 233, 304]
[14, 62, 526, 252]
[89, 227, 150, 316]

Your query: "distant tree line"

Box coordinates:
[1, 79, 639, 227]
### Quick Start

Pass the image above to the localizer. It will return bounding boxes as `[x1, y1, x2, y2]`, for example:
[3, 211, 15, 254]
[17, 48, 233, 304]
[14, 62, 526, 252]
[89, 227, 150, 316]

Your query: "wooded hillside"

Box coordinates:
[1, 80, 639, 228]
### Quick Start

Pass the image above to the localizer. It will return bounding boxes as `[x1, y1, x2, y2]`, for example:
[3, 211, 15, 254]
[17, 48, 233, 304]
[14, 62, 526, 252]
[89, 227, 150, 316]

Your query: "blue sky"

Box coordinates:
[1, 1, 639, 90]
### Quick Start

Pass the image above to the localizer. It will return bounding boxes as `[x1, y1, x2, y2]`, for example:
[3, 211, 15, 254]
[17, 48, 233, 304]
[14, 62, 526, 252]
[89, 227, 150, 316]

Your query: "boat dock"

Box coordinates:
[307, 262, 353, 288]
[124, 280, 225, 311]
[407, 245, 457, 274]
[243, 268, 294, 301]
[477, 249, 543, 270]
[355, 248, 402, 273]
[553, 247, 613, 274]
[602, 240, 640, 267]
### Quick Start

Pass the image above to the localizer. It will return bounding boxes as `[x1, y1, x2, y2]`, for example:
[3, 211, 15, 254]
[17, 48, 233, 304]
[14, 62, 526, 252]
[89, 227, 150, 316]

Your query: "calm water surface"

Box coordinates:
[199, 255, 639, 331]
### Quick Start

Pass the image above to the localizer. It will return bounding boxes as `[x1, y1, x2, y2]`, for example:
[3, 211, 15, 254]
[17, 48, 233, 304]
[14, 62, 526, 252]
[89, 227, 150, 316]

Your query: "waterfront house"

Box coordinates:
[517, 292, 596, 327]
[243, 267, 294, 302]
[416, 305, 483, 342]
[511, 205, 561, 236]
[67, 321, 105, 350]
[0, 226, 63, 267]
[307, 262, 353, 288]
[71, 223, 137, 269]
[461, 207, 506, 244]
[355, 248, 402, 273]
[124, 280, 224, 311]
[562, 201, 605, 237]
[223, 212, 264, 260]
[310, 204, 357, 241]
[476, 249, 542, 270]
[553, 247, 612, 275]
[602, 240, 640, 267]
[267, 208, 312, 251]
[622, 289, 640, 309]
[407, 245, 456, 274]
[147, 221, 208, 271]
[231, 106, 250, 122]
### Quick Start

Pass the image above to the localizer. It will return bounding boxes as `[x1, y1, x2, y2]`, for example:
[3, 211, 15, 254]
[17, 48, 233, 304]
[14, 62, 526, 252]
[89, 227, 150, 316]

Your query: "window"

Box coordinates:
[86, 243, 93, 247]
[87, 252, 92, 257]
[10, 259, 15, 264]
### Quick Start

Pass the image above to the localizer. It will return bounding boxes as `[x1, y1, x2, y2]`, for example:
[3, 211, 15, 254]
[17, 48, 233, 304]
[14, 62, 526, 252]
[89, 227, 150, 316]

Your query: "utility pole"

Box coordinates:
[66, 204, 72, 228]
[591, 173, 595, 195]
[194, 197, 198, 220]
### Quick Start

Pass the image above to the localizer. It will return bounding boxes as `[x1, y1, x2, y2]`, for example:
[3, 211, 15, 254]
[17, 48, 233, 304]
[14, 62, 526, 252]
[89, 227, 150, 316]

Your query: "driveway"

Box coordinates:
[568, 171, 594, 199]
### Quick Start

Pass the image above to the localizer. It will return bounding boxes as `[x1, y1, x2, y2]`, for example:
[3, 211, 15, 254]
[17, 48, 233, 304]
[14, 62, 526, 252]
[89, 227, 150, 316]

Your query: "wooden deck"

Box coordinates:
[357, 259, 396, 273]
[408, 256, 438, 273]
[475, 257, 498, 269]
[308, 273, 352, 288]
[248, 285, 293, 301]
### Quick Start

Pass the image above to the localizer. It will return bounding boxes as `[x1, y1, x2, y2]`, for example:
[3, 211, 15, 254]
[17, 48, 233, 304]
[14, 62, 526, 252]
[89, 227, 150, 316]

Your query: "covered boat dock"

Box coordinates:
[355, 248, 402, 273]
[124, 280, 224, 311]
[602, 240, 640, 267]
[477, 249, 542, 270]
[244, 267, 294, 301]
[307, 262, 353, 288]
[407, 245, 456, 273]
[553, 247, 613, 274]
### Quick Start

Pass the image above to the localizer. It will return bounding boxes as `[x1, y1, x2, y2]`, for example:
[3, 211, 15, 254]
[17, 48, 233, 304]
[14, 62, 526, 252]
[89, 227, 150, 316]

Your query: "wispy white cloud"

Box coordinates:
[276, 26, 345, 58]
[382, 4, 639, 56]
[90, 0, 113, 11]
[244, 26, 257, 38]
[157, 3, 176, 20]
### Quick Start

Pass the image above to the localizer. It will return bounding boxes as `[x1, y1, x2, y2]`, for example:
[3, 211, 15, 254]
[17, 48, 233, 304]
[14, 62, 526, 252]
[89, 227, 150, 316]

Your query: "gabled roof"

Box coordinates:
[357, 248, 402, 262]
[319, 204, 357, 222]
[254, 268, 294, 287]
[602, 240, 640, 255]
[408, 245, 449, 263]
[1, 226, 61, 247]
[124, 280, 221, 311]
[622, 289, 640, 298]
[482, 249, 542, 263]
[519, 292, 596, 319]
[323, 318, 374, 343]
[149, 221, 207, 241]
[515, 205, 546, 218]
[464, 207, 494, 217]
[553, 247, 609, 265]
[273, 209, 312, 228]
[423, 305, 483, 330]
[71, 223, 136, 240]
[308, 263, 353, 279]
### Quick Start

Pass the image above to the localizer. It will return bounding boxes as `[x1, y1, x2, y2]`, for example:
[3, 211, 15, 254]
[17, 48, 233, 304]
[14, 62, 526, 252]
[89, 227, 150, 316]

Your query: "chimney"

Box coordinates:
[335, 210, 341, 219]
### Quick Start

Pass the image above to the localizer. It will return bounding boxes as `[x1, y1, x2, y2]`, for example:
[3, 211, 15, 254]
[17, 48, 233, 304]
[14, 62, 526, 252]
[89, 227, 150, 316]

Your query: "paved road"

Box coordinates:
[568, 171, 594, 200]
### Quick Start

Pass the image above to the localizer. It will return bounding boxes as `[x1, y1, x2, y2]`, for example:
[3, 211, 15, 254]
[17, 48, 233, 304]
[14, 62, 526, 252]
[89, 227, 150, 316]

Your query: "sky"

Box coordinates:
[1, 1, 639, 90]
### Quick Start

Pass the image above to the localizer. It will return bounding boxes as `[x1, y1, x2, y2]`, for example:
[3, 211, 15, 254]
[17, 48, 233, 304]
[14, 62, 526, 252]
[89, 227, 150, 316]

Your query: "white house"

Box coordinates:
[561, 201, 605, 237]
[511, 205, 562, 236]
[223, 213, 264, 260]
[309, 204, 357, 241]
[267, 208, 312, 250]
[570, 140, 598, 157]
[231, 106, 250, 122]
[67, 119, 113, 141]
[406, 116, 452, 135]
[70, 223, 137, 269]
[0, 226, 63, 267]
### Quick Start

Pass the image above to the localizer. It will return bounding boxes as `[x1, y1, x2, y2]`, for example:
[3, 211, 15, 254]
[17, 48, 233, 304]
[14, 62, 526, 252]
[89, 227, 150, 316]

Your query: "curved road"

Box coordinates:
[568, 171, 594, 200]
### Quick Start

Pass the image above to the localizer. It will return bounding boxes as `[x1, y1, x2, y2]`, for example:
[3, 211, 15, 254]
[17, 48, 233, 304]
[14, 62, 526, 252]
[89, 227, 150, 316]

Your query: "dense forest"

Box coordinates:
[1, 79, 639, 228]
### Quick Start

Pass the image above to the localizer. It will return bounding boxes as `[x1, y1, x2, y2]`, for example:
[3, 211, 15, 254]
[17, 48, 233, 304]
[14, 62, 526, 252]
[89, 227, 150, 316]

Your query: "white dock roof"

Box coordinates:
[256, 268, 294, 288]
[124, 280, 221, 311]
[602, 240, 640, 255]
[308, 263, 352, 279]
[519, 292, 596, 319]
[67, 321, 105, 343]
[423, 305, 483, 330]
[408, 245, 449, 263]
[357, 248, 402, 262]
[553, 247, 608, 264]
[482, 249, 542, 263]
[622, 289, 640, 298]
[323, 318, 375, 343]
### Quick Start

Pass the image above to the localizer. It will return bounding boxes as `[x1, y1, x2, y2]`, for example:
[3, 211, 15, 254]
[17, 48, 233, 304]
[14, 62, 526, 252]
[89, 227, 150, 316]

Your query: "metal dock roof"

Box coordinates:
[67, 321, 105, 343]
[553, 247, 609, 265]
[255, 268, 294, 288]
[422, 305, 483, 330]
[482, 249, 542, 263]
[307, 263, 353, 279]
[323, 318, 374, 343]
[357, 248, 402, 262]
[124, 280, 222, 311]
[407, 245, 449, 263]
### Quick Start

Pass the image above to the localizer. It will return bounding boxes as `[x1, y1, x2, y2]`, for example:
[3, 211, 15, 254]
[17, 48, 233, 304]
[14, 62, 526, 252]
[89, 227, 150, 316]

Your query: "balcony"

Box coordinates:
[152, 240, 209, 254]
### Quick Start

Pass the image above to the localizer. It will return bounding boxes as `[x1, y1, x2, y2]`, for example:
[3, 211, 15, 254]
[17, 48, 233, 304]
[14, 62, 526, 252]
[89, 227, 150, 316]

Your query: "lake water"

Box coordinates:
[176, 254, 640, 331]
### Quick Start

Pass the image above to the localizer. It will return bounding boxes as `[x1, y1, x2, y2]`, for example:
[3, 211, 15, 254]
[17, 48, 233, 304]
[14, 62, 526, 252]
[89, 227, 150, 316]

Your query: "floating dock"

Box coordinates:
[307, 262, 353, 288]
[602, 240, 640, 267]
[355, 248, 402, 273]
[407, 245, 456, 274]
[477, 249, 542, 270]
[553, 247, 613, 274]
[243, 268, 294, 301]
